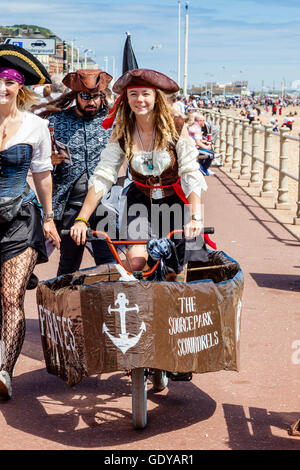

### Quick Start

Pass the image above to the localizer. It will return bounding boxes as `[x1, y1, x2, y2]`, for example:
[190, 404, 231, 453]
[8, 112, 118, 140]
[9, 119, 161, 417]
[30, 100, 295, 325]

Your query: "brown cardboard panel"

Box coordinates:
[36, 252, 243, 386]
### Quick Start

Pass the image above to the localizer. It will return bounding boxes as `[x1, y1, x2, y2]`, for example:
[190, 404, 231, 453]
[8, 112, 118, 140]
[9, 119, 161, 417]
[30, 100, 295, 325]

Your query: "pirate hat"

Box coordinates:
[0, 44, 51, 85]
[122, 32, 138, 74]
[102, 69, 179, 130]
[113, 68, 179, 95]
[62, 69, 113, 93]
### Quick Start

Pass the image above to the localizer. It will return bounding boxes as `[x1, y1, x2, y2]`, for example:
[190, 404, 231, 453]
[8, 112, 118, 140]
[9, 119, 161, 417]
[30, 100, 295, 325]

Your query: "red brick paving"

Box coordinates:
[0, 168, 299, 450]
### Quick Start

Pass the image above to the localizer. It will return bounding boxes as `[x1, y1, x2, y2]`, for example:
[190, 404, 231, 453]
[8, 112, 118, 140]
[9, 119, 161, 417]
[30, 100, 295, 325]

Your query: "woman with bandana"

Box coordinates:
[0, 45, 60, 399]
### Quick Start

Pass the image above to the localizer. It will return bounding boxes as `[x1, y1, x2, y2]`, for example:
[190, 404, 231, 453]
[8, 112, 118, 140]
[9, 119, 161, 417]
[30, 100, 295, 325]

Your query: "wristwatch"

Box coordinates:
[191, 214, 203, 222]
[43, 212, 54, 221]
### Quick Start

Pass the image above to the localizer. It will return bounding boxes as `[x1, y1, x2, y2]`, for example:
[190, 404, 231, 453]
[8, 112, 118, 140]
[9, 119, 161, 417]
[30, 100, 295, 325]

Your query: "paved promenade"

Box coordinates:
[0, 168, 299, 451]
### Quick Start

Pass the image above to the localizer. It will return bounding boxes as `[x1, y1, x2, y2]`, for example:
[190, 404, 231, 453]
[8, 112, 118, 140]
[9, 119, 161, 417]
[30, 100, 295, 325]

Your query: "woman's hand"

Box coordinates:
[184, 219, 203, 239]
[43, 219, 61, 249]
[70, 222, 88, 245]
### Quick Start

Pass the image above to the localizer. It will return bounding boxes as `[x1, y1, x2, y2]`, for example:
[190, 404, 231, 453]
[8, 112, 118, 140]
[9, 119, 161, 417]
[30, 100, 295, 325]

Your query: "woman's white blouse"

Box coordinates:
[2, 111, 53, 173]
[89, 136, 207, 199]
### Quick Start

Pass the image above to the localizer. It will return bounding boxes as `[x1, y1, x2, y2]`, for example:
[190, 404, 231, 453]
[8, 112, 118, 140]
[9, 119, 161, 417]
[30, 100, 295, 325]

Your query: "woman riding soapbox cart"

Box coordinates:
[37, 68, 244, 429]
[37, 226, 243, 430]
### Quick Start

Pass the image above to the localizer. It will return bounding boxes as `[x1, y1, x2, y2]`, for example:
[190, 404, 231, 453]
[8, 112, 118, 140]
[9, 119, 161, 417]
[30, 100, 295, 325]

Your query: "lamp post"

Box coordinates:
[177, 0, 181, 87]
[77, 45, 83, 70]
[69, 38, 77, 72]
[84, 49, 93, 69]
[63, 41, 67, 74]
[104, 56, 108, 73]
[281, 79, 285, 99]
[221, 65, 226, 98]
[183, 1, 189, 97]
[205, 73, 214, 98]
[112, 56, 116, 83]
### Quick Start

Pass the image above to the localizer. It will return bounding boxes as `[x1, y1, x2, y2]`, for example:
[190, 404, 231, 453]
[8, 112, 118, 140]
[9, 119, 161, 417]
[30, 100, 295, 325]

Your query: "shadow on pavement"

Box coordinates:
[223, 404, 300, 450]
[250, 273, 300, 292]
[0, 368, 216, 448]
[4, 316, 217, 448]
[216, 172, 300, 246]
[22, 319, 45, 362]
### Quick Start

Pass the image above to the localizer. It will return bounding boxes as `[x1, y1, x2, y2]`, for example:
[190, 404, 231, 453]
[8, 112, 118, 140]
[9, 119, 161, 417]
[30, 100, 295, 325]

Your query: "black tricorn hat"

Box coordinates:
[0, 44, 51, 85]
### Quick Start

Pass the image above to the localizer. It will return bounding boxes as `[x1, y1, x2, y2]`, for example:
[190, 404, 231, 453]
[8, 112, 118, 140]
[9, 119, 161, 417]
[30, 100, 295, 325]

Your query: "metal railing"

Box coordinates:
[204, 109, 300, 225]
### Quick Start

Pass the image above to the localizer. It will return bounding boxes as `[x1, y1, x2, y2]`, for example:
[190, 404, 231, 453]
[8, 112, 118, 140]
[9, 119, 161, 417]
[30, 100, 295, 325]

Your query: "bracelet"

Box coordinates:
[43, 211, 54, 221]
[74, 217, 90, 227]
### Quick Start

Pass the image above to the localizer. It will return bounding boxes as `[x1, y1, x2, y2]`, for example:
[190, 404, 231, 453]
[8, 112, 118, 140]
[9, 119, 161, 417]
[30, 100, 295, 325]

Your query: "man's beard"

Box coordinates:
[76, 98, 101, 117]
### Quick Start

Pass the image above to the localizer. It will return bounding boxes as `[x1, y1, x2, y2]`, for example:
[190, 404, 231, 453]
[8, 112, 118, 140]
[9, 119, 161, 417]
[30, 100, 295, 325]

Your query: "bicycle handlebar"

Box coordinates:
[60, 227, 215, 279]
[60, 227, 215, 238]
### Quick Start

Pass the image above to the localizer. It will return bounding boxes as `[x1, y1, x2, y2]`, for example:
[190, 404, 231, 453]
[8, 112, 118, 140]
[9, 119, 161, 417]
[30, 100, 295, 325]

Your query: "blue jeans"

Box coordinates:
[198, 149, 214, 170]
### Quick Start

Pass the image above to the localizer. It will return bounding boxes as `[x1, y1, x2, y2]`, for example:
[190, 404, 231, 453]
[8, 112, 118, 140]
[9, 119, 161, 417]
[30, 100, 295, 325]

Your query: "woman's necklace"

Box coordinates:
[135, 123, 156, 170]
[0, 123, 7, 146]
[0, 113, 18, 143]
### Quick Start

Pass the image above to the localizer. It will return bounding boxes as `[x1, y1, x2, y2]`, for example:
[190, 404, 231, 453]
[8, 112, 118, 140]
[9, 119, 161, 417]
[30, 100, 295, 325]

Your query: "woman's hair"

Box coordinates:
[17, 86, 40, 111]
[112, 89, 179, 162]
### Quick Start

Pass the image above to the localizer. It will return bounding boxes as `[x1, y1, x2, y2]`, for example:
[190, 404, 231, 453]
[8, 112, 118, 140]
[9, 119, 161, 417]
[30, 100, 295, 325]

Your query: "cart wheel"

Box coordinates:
[131, 368, 147, 429]
[152, 369, 168, 392]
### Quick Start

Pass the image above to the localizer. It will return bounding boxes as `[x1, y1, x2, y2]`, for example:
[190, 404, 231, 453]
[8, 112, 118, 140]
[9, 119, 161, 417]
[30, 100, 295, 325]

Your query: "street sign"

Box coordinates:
[4, 37, 56, 55]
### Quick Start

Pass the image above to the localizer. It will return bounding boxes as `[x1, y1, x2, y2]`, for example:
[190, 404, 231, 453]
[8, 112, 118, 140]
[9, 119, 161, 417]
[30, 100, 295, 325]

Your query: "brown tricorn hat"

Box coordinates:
[112, 68, 179, 95]
[62, 69, 113, 93]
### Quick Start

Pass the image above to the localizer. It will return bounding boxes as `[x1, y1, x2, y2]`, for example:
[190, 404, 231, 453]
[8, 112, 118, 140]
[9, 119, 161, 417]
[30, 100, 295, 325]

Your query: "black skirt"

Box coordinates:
[0, 201, 48, 265]
[120, 183, 209, 266]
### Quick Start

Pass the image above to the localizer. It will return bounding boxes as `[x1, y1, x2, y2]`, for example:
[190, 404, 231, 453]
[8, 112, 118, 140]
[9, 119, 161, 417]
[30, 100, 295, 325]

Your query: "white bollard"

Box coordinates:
[239, 119, 250, 180]
[260, 124, 274, 197]
[214, 112, 220, 156]
[293, 133, 300, 224]
[248, 121, 261, 187]
[275, 127, 291, 209]
[225, 117, 233, 165]
[231, 118, 242, 172]
[219, 113, 227, 161]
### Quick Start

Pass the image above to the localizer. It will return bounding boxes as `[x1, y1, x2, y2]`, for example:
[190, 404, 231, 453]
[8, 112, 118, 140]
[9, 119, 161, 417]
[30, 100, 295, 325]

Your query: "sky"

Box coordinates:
[1, 0, 300, 91]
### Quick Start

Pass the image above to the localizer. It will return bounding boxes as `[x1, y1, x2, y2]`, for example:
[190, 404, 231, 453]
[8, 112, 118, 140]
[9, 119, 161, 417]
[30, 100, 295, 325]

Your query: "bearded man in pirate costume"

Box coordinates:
[69, 68, 209, 276]
[0, 45, 60, 399]
[41, 69, 120, 275]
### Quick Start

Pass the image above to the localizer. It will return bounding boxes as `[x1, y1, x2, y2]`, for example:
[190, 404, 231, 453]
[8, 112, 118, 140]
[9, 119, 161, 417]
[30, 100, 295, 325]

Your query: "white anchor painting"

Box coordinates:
[102, 292, 146, 354]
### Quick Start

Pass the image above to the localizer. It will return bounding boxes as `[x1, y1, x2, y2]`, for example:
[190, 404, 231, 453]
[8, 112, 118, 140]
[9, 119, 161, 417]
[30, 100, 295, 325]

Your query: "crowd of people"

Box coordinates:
[176, 92, 299, 132]
[0, 44, 218, 399]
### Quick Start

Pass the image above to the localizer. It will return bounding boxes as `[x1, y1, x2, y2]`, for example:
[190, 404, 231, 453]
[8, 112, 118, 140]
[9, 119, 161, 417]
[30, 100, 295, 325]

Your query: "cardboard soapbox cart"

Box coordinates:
[36, 229, 244, 429]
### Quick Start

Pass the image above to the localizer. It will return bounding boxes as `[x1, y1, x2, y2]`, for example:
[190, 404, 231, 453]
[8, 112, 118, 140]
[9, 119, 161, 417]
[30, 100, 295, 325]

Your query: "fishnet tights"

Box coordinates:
[0, 247, 38, 377]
